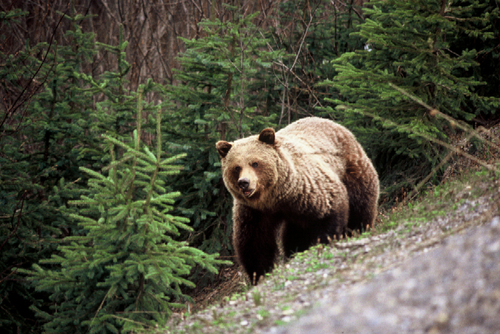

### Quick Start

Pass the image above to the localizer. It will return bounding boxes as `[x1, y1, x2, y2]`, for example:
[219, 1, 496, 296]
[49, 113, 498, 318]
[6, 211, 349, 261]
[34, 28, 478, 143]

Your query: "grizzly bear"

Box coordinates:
[216, 117, 379, 284]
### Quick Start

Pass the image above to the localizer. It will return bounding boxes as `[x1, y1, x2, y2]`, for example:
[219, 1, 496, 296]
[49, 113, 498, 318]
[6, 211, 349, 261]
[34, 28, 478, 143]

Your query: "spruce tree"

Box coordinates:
[162, 8, 284, 277]
[1, 10, 165, 332]
[21, 92, 228, 333]
[0, 10, 101, 332]
[324, 0, 500, 195]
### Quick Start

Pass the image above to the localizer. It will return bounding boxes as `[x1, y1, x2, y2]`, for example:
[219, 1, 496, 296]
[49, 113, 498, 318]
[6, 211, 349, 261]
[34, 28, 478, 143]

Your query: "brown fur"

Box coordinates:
[216, 117, 379, 284]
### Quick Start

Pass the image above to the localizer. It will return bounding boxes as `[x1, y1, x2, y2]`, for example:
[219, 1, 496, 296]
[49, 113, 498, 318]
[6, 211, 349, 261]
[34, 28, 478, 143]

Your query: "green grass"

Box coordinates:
[375, 165, 500, 234]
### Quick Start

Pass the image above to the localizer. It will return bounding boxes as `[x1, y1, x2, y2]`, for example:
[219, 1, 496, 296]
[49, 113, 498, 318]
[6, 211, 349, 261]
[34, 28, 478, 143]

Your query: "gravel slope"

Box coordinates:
[165, 170, 500, 334]
[274, 216, 500, 334]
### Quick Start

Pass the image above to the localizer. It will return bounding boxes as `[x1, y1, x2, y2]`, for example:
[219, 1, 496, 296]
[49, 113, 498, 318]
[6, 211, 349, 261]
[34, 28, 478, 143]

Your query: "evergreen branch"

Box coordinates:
[109, 141, 118, 194]
[135, 164, 158, 173]
[132, 170, 153, 182]
[102, 154, 135, 172]
[92, 287, 113, 329]
[159, 153, 187, 165]
[79, 166, 107, 181]
[110, 206, 130, 224]
[388, 83, 500, 153]
[144, 166, 159, 210]
[143, 146, 157, 163]
[157, 170, 183, 177]
[109, 314, 150, 326]
[68, 213, 98, 224]
[409, 130, 476, 200]
[337, 105, 499, 174]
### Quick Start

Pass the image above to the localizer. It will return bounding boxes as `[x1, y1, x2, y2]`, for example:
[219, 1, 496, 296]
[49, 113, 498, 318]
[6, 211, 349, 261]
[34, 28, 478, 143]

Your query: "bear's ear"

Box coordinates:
[258, 128, 275, 145]
[216, 141, 232, 158]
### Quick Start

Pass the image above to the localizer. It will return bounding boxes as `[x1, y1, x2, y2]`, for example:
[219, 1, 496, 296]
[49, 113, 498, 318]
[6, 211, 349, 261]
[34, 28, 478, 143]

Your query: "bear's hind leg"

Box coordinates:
[343, 158, 380, 233]
[282, 213, 347, 258]
[282, 182, 349, 257]
[282, 222, 319, 258]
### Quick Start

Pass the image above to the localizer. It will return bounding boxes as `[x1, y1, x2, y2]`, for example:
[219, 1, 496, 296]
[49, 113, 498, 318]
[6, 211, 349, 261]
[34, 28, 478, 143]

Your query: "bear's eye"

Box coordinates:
[252, 162, 258, 168]
[234, 166, 241, 173]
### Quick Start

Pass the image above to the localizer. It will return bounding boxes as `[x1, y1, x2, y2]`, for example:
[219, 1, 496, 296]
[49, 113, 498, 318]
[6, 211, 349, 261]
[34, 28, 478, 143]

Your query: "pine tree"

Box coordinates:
[0, 10, 100, 332]
[1, 10, 161, 332]
[162, 7, 284, 278]
[21, 92, 228, 333]
[324, 0, 500, 195]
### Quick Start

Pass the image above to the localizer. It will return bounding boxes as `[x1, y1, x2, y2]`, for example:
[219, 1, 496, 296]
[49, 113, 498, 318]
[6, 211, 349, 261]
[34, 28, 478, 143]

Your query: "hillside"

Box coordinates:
[164, 131, 500, 333]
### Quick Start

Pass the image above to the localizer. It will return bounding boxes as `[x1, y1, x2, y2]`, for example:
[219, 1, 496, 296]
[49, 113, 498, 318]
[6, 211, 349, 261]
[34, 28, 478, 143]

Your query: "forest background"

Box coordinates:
[1, 0, 499, 333]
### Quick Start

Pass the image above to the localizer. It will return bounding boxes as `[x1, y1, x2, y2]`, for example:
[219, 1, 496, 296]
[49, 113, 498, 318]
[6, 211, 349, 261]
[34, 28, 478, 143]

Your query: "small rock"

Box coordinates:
[491, 216, 500, 229]
[435, 311, 449, 325]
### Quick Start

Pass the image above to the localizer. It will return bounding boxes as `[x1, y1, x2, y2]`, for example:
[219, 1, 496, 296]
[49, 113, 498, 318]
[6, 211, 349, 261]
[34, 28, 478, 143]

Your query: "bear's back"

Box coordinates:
[275, 117, 362, 173]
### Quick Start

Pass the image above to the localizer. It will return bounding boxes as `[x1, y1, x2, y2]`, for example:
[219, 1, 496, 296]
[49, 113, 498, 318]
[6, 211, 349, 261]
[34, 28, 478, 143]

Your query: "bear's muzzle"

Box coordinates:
[238, 177, 255, 197]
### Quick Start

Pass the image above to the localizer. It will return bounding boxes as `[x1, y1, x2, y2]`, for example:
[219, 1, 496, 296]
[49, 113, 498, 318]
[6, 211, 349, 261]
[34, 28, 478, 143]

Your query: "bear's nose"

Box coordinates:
[238, 177, 250, 191]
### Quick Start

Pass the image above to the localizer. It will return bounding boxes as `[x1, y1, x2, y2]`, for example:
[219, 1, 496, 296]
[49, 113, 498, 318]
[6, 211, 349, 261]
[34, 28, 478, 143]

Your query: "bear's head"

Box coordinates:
[216, 128, 280, 208]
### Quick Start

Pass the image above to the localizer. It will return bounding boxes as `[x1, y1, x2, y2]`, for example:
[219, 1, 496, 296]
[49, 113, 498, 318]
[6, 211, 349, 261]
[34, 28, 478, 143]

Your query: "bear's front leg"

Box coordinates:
[232, 202, 281, 284]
